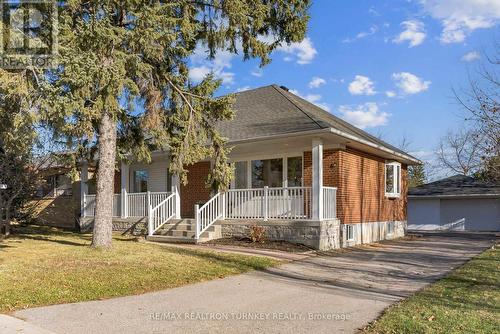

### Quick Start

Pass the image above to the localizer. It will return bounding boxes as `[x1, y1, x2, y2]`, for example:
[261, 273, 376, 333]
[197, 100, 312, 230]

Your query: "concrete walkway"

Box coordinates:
[0, 315, 55, 334]
[14, 233, 496, 334]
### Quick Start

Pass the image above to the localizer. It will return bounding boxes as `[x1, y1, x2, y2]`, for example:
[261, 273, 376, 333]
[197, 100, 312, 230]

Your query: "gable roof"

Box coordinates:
[409, 174, 500, 197]
[217, 85, 419, 163]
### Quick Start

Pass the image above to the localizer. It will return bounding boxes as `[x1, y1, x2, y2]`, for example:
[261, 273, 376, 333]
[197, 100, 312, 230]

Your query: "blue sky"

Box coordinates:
[188, 0, 499, 164]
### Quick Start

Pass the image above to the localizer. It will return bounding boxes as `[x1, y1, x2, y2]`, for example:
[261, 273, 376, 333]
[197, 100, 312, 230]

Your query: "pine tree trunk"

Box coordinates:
[92, 112, 117, 248]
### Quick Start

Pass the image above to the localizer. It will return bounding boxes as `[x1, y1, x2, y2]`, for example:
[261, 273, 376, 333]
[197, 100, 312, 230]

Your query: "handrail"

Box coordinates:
[195, 192, 225, 240]
[148, 191, 178, 236]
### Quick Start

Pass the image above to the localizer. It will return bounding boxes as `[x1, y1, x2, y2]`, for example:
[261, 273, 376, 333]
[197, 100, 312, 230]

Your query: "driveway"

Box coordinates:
[14, 232, 496, 334]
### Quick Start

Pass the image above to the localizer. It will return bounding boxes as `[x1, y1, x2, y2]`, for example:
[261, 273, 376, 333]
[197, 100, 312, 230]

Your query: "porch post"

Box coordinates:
[80, 161, 88, 217]
[263, 186, 269, 221]
[312, 138, 323, 221]
[120, 161, 129, 218]
[172, 174, 181, 219]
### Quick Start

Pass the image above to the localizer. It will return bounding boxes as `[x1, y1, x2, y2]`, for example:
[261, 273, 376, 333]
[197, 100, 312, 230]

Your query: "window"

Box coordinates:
[387, 221, 394, 235]
[133, 170, 148, 193]
[345, 224, 354, 241]
[55, 174, 72, 196]
[251, 158, 283, 188]
[234, 161, 248, 189]
[385, 162, 401, 197]
[35, 174, 72, 198]
[287, 156, 303, 187]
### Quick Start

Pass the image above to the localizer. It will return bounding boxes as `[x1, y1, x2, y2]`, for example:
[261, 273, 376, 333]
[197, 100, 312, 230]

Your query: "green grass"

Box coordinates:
[362, 246, 500, 334]
[0, 225, 279, 313]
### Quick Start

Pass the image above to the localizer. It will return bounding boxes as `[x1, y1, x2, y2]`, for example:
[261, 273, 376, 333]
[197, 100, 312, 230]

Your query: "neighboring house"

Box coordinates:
[79, 85, 420, 250]
[408, 175, 500, 232]
[29, 157, 82, 229]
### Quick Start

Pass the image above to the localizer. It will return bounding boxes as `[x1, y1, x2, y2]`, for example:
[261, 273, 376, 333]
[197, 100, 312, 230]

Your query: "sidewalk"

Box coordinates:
[0, 315, 55, 334]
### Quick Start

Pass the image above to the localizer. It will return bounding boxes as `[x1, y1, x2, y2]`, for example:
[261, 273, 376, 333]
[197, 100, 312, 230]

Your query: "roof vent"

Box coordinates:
[279, 85, 289, 91]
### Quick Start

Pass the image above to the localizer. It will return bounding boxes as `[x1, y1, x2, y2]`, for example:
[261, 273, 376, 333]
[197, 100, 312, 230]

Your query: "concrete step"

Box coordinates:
[146, 235, 196, 244]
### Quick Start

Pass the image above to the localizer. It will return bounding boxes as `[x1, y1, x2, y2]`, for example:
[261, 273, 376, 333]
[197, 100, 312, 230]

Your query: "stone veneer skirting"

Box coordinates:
[217, 219, 341, 251]
[218, 219, 406, 251]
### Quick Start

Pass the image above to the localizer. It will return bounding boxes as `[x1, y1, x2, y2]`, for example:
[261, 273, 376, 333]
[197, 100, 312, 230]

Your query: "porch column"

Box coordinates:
[172, 174, 181, 219]
[120, 161, 129, 218]
[80, 161, 88, 217]
[312, 138, 323, 221]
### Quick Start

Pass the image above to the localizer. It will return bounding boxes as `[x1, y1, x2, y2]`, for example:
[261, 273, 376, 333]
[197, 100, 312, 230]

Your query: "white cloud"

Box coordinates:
[251, 68, 263, 77]
[392, 20, 426, 47]
[461, 51, 481, 62]
[348, 75, 376, 96]
[236, 86, 251, 92]
[189, 46, 235, 85]
[309, 76, 326, 89]
[289, 89, 330, 111]
[276, 37, 317, 65]
[385, 90, 397, 98]
[419, 0, 500, 43]
[188, 66, 211, 83]
[392, 72, 431, 95]
[343, 25, 379, 43]
[338, 103, 389, 129]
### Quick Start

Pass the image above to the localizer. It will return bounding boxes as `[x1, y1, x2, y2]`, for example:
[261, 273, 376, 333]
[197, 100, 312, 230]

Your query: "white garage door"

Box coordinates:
[408, 197, 500, 231]
[440, 198, 499, 231]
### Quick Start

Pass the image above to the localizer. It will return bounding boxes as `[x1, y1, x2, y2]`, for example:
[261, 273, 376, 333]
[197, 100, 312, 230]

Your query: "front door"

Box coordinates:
[180, 162, 212, 218]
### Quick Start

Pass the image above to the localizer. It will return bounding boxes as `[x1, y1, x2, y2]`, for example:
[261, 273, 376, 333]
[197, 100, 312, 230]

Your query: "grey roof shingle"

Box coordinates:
[409, 174, 500, 197]
[218, 85, 415, 159]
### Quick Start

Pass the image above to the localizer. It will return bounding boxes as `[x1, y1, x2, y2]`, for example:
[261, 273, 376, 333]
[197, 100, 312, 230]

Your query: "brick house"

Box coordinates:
[81, 85, 419, 250]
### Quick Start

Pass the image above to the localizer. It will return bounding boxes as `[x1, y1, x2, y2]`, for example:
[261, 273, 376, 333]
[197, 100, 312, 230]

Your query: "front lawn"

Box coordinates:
[362, 245, 500, 334]
[0, 225, 278, 313]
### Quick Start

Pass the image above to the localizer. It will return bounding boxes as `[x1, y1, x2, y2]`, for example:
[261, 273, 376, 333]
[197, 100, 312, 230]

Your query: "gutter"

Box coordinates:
[409, 193, 500, 199]
[113, 127, 421, 165]
[328, 128, 422, 165]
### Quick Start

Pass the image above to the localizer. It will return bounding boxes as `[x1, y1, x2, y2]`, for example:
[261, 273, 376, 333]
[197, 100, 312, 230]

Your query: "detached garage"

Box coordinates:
[408, 175, 500, 232]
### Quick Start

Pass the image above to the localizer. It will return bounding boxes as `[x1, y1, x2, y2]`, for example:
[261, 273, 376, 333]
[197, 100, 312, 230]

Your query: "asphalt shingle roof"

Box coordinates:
[409, 174, 500, 197]
[218, 85, 413, 159]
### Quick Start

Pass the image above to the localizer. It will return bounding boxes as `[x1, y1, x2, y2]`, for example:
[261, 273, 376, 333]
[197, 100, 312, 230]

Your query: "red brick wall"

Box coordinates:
[180, 162, 212, 218]
[304, 148, 407, 224]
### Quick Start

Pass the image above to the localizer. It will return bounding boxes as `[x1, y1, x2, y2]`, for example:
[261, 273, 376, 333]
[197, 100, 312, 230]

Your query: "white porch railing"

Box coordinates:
[322, 187, 337, 220]
[195, 192, 225, 239]
[83, 191, 172, 218]
[148, 189, 179, 236]
[83, 194, 122, 217]
[225, 186, 313, 220]
[195, 186, 336, 240]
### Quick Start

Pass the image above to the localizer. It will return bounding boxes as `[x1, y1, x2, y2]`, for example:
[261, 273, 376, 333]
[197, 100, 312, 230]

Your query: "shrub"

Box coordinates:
[249, 225, 265, 243]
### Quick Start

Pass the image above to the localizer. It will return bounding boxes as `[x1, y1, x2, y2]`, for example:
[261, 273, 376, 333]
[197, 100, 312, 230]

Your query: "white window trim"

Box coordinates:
[385, 161, 401, 198]
[345, 224, 354, 241]
[387, 221, 395, 235]
[230, 153, 304, 189]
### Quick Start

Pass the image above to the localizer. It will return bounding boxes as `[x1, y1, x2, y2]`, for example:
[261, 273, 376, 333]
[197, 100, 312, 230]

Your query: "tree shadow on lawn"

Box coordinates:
[10, 224, 91, 246]
[154, 244, 278, 271]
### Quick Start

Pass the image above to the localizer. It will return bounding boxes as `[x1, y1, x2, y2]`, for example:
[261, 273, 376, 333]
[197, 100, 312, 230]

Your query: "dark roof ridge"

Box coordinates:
[270, 84, 325, 129]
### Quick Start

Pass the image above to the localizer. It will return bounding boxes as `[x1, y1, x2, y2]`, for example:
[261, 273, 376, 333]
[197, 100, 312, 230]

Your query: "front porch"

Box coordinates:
[82, 185, 338, 241]
[80, 136, 340, 246]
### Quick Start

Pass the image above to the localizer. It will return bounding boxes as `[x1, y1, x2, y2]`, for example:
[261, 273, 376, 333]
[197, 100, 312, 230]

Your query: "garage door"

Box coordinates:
[440, 198, 500, 231]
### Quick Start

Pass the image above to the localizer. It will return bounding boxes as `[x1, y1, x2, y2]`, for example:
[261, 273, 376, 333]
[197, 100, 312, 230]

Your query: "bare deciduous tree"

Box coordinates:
[454, 41, 500, 182]
[436, 129, 484, 176]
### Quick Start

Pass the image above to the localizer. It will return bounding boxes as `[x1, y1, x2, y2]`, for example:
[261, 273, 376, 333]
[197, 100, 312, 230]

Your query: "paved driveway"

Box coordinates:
[14, 232, 496, 334]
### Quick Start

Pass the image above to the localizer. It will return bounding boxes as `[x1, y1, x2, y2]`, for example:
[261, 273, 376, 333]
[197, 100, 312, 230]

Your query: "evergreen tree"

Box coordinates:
[41, 1, 311, 248]
[408, 164, 426, 188]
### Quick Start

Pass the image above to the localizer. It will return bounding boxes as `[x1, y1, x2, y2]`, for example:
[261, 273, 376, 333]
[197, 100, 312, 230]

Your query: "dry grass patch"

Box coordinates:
[0, 225, 279, 312]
